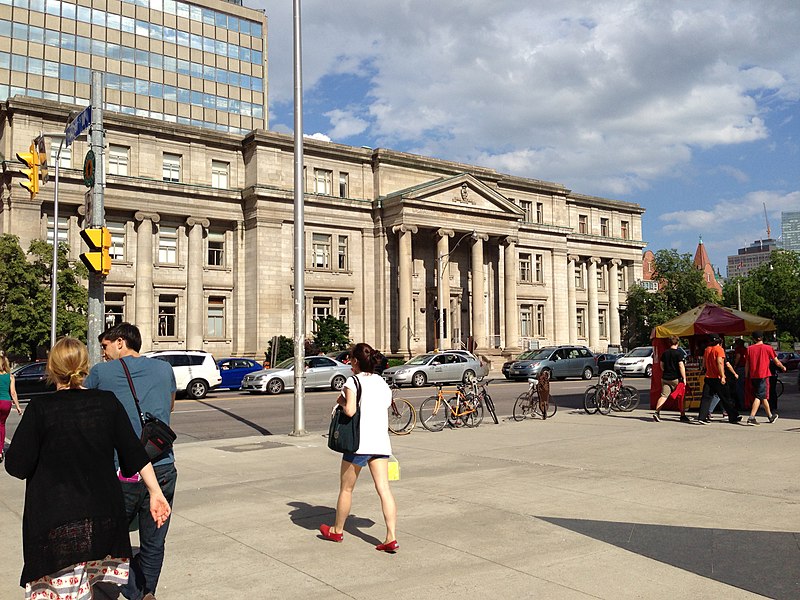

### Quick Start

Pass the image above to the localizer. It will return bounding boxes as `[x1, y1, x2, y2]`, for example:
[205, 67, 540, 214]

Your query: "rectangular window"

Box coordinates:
[207, 296, 224, 338]
[536, 304, 545, 337]
[47, 215, 69, 245]
[105, 292, 125, 329]
[519, 253, 532, 282]
[108, 145, 129, 176]
[158, 294, 177, 337]
[158, 226, 177, 264]
[575, 264, 585, 289]
[314, 168, 332, 195]
[519, 200, 533, 222]
[600, 218, 609, 237]
[337, 236, 348, 271]
[621, 220, 629, 239]
[578, 214, 588, 234]
[162, 153, 181, 182]
[520, 305, 532, 338]
[338, 298, 348, 323]
[207, 231, 224, 266]
[312, 233, 331, 269]
[599, 309, 607, 338]
[338, 172, 349, 197]
[534, 254, 543, 283]
[312, 297, 332, 330]
[536, 202, 543, 224]
[211, 160, 228, 189]
[106, 221, 125, 260]
[597, 266, 605, 291]
[618, 268, 625, 291]
[50, 142, 71, 168]
[576, 308, 586, 338]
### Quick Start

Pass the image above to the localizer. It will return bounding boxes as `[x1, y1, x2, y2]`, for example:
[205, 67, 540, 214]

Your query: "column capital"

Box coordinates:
[391, 224, 418, 235]
[135, 211, 161, 223]
[186, 217, 210, 228]
[610, 258, 622, 267]
[471, 232, 489, 242]
[589, 256, 602, 265]
[502, 236, 519, 246]
[568, 254, 581, 263]
[436, 228, 455, 238]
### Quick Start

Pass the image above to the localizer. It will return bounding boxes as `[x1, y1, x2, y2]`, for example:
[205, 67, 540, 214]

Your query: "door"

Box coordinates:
[306, 356, 336, 388]
[551, 349, 571, 378]
[427, 355, 446, 383]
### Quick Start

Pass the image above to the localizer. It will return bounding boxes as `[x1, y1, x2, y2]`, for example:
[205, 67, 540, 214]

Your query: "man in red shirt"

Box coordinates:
[697, 334, 740, 424]
[745, 331, 786, 425]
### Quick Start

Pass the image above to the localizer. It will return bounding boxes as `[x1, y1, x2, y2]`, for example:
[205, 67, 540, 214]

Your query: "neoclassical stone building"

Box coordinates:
[1, 96, 646, 359]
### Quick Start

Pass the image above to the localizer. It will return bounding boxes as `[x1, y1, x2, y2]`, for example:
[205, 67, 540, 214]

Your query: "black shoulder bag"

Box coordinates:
[120, 358, 177, 463]
[327, 375, 362, 453]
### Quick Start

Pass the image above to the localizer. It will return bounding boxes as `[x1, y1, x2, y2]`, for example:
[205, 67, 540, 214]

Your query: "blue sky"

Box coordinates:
[255, 0, 800, 275]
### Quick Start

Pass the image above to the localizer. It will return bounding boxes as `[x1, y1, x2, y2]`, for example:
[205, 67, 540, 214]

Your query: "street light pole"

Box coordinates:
[45, 133, 66, 349]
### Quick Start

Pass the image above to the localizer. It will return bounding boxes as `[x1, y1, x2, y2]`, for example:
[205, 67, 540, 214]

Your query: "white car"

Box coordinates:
[142, 350, 222, 399]
[614, 346, 654, 378]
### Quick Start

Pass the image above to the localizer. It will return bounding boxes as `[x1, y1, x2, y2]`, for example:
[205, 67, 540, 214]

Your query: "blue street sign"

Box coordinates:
[64, 105, 92, 147]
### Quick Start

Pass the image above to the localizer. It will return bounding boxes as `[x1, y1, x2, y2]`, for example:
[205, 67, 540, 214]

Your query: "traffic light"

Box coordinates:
[37, 136, 49, 185]
[80, 227, 112, 275]
[16, 143, 39, 198]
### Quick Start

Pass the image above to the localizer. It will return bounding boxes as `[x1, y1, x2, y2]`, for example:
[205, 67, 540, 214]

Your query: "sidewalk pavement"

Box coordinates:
[2, 396, 799, 599]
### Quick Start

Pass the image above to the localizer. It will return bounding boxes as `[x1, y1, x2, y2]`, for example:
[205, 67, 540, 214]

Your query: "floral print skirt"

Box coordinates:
[25, 556, 129, 600]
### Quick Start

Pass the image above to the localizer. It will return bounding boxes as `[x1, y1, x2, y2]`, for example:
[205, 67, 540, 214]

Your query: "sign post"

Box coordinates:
[85, 73, 105, 366]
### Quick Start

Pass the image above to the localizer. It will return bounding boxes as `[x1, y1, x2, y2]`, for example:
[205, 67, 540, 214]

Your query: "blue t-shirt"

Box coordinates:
[85, 355, 177, 466]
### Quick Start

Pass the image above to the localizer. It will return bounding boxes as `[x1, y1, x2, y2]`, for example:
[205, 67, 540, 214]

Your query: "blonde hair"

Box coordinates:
[0, 352, 9, 374]
[47, 337, 89, 389]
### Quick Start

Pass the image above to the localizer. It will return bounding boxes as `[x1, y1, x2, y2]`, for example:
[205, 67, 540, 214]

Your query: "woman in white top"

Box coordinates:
[320, 343, 398, 552]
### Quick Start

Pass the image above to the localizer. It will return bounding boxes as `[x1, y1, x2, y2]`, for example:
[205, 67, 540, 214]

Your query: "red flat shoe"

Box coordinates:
[375, 540, 399, 552]
[319, 524, 343, 542]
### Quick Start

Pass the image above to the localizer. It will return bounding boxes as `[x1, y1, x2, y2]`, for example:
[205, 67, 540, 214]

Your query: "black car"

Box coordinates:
[12, 361, 55, 401]
[595, 353, 623, 374]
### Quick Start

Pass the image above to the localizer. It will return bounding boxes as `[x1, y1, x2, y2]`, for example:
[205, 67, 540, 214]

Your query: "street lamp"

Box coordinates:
[42, 131, 67, 349]
[437, 230, 476, 351]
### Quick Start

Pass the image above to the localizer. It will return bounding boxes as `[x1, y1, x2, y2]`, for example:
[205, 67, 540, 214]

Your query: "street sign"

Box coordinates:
[83, 150, 95, 188]
[64, 105, 92, 148]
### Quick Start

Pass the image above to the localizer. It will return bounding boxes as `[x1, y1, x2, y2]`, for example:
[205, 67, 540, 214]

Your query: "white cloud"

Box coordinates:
[304, 132, 331, 142]
[324, 109, 369, 139]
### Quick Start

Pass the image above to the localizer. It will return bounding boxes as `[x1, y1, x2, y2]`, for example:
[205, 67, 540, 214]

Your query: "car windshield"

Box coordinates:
[516, 350, 537, 360]
[406, 354, 435, 365]
[528, 349, 554, 360]
[274, 358, 295, 369]
[626, 347, 652, 357]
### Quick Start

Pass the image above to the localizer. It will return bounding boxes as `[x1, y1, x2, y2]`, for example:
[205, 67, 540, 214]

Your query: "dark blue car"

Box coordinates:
[216, 358, 263, 390]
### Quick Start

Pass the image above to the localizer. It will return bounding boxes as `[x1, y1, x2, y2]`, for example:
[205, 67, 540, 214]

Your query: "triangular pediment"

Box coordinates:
[383, 174, 524, 216]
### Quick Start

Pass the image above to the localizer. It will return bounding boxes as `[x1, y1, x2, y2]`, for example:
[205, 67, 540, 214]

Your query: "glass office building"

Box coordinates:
[782, 211, 800, 252]
[0, 0, 267, 134]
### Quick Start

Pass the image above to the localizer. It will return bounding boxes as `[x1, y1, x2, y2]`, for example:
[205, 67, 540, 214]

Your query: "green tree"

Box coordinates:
[312, 316, 350, 353]
[265, 335, 294, 364]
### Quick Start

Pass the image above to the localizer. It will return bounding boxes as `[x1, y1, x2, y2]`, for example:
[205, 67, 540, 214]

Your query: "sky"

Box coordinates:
[254, 0, 800, 276]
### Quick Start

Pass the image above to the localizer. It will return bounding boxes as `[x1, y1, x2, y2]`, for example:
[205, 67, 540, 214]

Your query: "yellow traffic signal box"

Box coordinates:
[80, 227, 112, 275]
[16, 144, 39, 198]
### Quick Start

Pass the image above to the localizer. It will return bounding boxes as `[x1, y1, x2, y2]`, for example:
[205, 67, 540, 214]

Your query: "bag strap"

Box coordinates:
[119, 357, 146, 426]
[352, 375, 362, 408]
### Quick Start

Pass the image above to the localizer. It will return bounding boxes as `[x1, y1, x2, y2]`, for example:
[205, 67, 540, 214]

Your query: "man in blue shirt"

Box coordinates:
[85, 322, 177, 600]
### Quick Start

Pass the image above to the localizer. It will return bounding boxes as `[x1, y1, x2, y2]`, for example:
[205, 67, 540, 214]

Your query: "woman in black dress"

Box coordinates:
[5, 337, 171, 600]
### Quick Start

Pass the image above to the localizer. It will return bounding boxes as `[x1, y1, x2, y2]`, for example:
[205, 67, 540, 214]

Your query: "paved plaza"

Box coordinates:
[1, 388, 798, 599]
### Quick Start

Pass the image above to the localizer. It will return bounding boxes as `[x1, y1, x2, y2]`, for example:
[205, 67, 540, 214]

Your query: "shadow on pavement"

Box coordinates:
[195, 399, 273, 436]
[288, 501, 381, 546]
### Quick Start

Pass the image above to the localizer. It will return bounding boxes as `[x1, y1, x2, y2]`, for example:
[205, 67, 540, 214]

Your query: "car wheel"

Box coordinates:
[582, 366, 593, 380]
[187, 379, 208, 400]
[266, 378, 285, 395]
[411, 371, 427, 387]
[331, 375, 346, 391]
[645, 364, 653, 378]
[462, 369, 475, 383]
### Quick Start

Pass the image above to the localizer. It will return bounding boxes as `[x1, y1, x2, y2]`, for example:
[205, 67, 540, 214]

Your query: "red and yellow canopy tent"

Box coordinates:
[649, 303, 775, 408]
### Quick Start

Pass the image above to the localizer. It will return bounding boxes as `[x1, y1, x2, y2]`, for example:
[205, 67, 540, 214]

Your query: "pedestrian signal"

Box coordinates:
[16, 144, 39, 198]
[80, 227, 112, 275]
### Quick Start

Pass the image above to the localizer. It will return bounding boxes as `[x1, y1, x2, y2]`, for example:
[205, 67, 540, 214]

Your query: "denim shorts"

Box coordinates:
[343, 453, 390, 467]
[751, 378, 767, 400]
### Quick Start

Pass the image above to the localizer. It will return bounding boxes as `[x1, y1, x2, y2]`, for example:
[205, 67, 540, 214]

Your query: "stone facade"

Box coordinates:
[1, 97, 646, 358]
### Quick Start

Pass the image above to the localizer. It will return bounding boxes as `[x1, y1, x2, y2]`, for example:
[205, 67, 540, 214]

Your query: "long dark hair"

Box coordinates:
[351, 343, 379, 374]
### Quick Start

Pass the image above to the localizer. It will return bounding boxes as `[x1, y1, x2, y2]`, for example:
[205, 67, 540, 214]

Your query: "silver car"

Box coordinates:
[382, 352, 483, 387]
[241, 356, 353, 395]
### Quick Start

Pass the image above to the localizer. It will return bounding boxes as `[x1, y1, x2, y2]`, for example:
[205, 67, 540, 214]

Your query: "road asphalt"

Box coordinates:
[1, 383, 798, 599]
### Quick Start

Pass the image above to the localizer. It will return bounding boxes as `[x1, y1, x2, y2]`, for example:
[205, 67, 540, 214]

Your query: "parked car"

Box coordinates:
[502, 350, 538, 379]
[507, 345, 595, 381]
[241, 355, 353, 395]
[382, 352, 484, 387]
[776, 352, 800, 371]
[216, 358, 263, 390]
[142, 350, 222, 399]
[326, 350, 351, 364]
[615, 346, 654, 377]
[595, 352, 624, 374]
[11, 361, 54, 401]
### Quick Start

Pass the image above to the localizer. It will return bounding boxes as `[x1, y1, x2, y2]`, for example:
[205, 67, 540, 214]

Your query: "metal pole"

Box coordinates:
[50, 138, 63, 349]
[291, 0, 307, 436]
[87, 71, 105, 366]
[437, 252, 445, 351]
[737, 280, 741, 311]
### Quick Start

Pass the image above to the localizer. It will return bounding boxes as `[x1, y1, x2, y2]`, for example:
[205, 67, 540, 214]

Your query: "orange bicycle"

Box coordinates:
[418, 383, 483, 431]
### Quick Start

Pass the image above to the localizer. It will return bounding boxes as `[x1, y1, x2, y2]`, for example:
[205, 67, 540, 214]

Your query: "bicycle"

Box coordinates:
[513, 370, 555, 420]
[584, 370, 639, 414]
[388, 385, 416, 435]
[418, 383, 483, 431]
[470, 377, 499, 424]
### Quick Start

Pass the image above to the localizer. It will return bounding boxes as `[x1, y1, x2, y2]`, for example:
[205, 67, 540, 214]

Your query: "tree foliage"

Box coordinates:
[265, 335, 294, 364]
[0, 235, 87, 361]
[312, 316, 351, 353]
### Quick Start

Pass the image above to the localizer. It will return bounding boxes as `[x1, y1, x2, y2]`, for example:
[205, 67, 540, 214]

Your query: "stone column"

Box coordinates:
[471, 233, 488, 349]
[393, 224, 417, 357]
[587, 256, 600, 351]
[502, 236, 520, 352]
[552, 249, 568, 344]
[609, 259, 621, 347]
[436, 229, 453, 349]
[186, 217, 210, 349]
[134, 212, 159, 349]
[567, 255, 578, 344]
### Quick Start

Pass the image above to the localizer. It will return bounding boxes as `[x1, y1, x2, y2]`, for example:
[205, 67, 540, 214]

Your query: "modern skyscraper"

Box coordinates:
[726, 238, 782, 278]
[782, 211, 800, 252]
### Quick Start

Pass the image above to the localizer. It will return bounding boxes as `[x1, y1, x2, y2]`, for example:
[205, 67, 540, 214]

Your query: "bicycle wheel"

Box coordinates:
[776, 378, 784, 398]
[419, 396, 448, 432]
[483, 391, 499, 424]
[513, 392, 534, 421]
[583, 385, 599, 414]
[597, 391, 612, 415]
[618, 386, 640, 412]
[541, 395, 557, 419]
[462, 396, 484, 427]
[388, 398, 416, 434]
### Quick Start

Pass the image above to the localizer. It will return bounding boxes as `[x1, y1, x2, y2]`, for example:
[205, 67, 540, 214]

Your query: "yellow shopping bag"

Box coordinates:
[388, 455, 400, 481]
